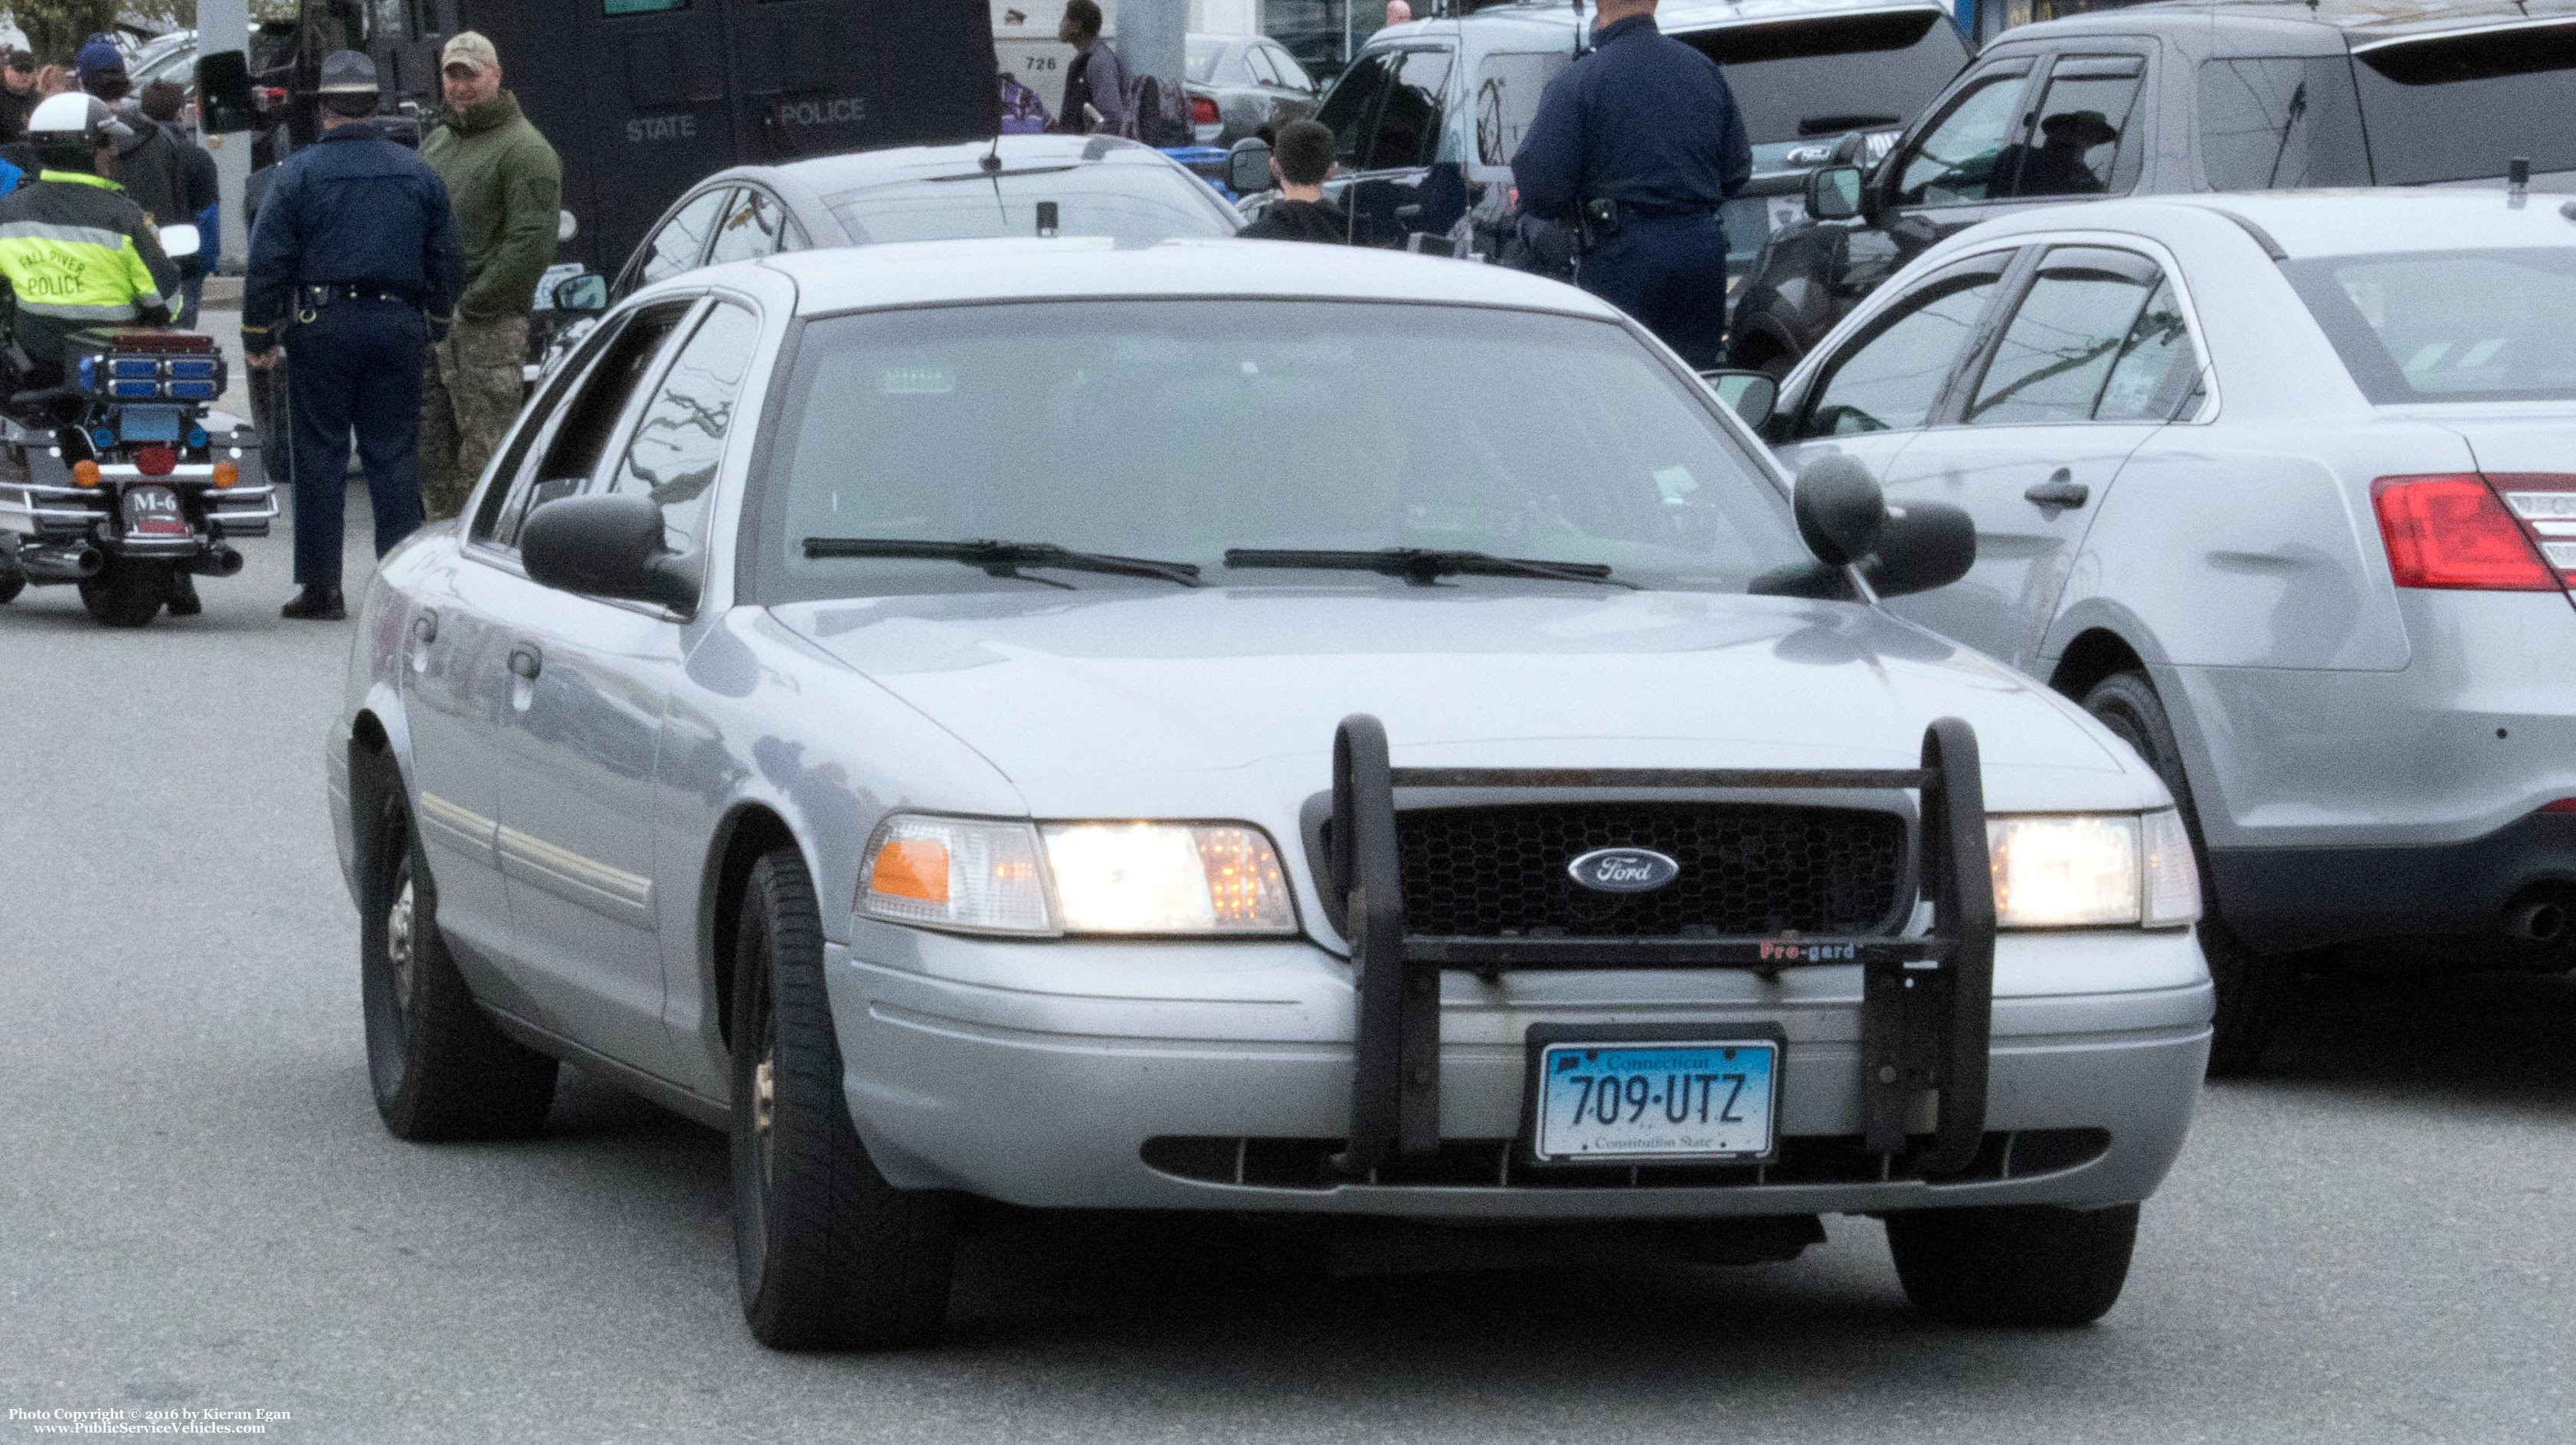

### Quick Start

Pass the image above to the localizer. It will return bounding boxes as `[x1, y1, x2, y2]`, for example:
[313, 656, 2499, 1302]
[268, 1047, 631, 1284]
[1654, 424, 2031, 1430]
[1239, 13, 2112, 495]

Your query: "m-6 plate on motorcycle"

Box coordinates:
[0, 327, 273, 627]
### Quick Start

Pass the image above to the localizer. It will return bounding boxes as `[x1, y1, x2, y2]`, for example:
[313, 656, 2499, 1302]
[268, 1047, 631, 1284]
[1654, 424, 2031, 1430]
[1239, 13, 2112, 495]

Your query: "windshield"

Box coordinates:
[746, 300, 1806, 602]
[1678, 9, 1969, 147]
[2354, 24, 2576, 184]
[827, 165, 1238, 247]
[2284, 247, 2576, 404]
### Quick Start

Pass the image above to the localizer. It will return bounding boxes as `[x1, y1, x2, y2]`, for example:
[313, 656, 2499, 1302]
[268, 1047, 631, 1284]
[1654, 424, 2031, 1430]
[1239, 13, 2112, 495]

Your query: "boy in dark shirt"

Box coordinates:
[1236, 120, 1347, 244]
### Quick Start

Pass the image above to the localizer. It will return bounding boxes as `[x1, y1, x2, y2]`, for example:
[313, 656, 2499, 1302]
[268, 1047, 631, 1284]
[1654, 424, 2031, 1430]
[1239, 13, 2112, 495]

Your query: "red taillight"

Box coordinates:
[1190, 94, 1219, 126]
[133, 445, 175, 477]
[2371, 474, 2560, 591]
[2541, 799, 2576, 814]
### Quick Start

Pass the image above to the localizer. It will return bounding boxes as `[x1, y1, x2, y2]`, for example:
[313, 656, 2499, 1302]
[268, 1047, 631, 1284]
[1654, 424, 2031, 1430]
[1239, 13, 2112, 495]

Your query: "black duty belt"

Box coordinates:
[299, 283, 418, 306]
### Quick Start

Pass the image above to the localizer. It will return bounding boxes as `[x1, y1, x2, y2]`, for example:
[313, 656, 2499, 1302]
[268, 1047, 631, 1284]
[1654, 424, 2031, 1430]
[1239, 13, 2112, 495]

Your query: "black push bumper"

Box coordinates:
[1326, 713, 1998, 1179]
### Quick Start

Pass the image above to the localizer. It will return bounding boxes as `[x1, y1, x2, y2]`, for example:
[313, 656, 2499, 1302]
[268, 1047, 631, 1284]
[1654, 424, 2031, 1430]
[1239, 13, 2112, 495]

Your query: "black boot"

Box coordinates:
[280, 586, 345, 621]
[164, 571, 201, 618]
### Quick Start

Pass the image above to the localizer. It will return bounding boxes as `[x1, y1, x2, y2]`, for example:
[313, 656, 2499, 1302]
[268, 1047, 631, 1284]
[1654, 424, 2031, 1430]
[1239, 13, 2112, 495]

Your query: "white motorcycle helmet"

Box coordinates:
[25, 92, 133, 167]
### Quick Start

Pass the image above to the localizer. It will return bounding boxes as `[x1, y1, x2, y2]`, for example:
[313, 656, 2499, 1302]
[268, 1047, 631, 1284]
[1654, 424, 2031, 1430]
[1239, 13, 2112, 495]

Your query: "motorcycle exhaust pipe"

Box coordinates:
[19, 541, 103, 580]
[2502, 887, 2574, 945]
[187, 543, 244, 578]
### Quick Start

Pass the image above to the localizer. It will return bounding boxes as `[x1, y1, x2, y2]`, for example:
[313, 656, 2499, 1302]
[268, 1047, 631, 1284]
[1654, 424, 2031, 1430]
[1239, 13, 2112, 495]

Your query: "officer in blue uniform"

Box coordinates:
[1510, 0, 1752, 368]
[243, 51, 463, 621]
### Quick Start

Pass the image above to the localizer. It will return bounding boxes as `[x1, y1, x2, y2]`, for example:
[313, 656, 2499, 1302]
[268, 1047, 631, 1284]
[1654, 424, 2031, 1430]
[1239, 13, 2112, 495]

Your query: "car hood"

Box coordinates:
[768, 588, 2146, 815]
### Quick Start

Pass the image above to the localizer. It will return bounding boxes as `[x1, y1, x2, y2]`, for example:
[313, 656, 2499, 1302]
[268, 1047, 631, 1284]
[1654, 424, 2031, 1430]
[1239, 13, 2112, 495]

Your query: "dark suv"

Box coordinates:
[1241, 0, 1968, 267]
[1727, 0, 2576, 373]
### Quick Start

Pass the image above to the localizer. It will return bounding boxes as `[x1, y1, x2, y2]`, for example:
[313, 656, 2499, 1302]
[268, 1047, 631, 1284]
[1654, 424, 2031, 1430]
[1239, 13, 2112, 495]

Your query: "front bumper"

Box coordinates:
[827, 927, 2211, 1218]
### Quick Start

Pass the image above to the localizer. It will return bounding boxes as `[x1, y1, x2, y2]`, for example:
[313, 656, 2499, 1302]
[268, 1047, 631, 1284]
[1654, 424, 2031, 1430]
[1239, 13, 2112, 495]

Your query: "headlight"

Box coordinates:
[858, 814, 1298, 937]
[1986, 811, 2200, 929]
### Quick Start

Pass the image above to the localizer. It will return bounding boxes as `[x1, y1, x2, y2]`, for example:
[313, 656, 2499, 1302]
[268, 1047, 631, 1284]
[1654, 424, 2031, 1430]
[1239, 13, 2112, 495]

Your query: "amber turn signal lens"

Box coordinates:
[70, 460, 100, 487]
[866, 837, 951, 905]
[212, 460, 238, 490]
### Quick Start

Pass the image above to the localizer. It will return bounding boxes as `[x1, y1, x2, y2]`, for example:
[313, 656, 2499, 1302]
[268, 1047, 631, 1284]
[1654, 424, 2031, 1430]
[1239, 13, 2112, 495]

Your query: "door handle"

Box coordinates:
[2023, 470, 2090, 513]
[508, 645, 542, 680]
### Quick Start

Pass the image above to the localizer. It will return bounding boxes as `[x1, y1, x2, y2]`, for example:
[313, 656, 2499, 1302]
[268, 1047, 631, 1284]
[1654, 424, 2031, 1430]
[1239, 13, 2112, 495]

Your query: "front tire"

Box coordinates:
[2081, 670, 2291, 1074]
[730, 848, 955, 1350]
[1886, 1203, 2139, 1327]
[78, 559, 165, 627]
[359, 763, 558, 1140]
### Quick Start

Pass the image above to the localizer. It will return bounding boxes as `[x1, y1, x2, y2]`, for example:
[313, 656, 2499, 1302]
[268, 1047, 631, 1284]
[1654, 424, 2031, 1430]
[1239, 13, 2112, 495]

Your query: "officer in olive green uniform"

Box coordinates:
[417, 31, 561, 520]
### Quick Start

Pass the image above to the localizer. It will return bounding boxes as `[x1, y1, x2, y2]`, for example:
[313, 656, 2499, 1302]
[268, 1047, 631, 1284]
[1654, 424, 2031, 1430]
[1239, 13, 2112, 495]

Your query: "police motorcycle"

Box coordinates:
[0, 225, 274, 627]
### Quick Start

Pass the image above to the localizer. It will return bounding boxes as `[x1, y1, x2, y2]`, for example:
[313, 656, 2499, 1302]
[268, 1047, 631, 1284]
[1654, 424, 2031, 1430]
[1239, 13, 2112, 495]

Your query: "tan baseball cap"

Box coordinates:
[440, 31, 499, 75]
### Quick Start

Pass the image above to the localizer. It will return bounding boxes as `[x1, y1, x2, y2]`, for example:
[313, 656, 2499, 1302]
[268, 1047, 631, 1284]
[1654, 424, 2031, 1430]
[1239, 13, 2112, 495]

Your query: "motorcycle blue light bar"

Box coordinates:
[167, 359, 219, 380]
[108, 379, 162, 399]
[109, 358, 161, 379]
[165, 381, 217, 400]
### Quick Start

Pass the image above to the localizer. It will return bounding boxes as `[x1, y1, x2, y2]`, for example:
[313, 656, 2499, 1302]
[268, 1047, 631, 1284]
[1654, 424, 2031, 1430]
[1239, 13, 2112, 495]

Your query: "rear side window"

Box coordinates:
[705, 188, 791, 267]
[2286, 247, 2576, 404]
[1678, 8, 1972, 148]
[1475, 51, 1572, 165]
[1998, 56, 2143, 198]
[1799, 254, 2011, 436]
[633, 188, 728, 289]
[2197, 57, 2369, 191]
[2352, 24, 2576, 185]
[1267, 44, 1314, 93]
[1966, 250, 2199, 425]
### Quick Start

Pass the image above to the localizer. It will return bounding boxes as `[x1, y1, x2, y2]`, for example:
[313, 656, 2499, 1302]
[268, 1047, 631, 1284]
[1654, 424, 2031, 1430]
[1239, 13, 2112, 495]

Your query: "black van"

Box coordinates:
[257, 0, 1001, 273]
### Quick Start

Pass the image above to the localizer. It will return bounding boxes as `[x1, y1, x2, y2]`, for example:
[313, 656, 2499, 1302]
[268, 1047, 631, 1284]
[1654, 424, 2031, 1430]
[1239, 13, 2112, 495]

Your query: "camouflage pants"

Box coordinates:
[417, 314, 529, 521]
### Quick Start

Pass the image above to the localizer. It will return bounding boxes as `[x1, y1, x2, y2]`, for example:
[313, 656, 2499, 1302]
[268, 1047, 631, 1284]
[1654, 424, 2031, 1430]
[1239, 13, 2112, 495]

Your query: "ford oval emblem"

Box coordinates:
[1567, 847, 1681, 893]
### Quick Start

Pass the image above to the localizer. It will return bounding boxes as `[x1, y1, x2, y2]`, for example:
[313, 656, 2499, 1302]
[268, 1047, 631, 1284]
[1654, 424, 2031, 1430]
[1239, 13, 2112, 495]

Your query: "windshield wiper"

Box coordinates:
[801, 537, 1202, 588]
[1224, 548, 1635, 588]
[1797, 113, 1903, 136]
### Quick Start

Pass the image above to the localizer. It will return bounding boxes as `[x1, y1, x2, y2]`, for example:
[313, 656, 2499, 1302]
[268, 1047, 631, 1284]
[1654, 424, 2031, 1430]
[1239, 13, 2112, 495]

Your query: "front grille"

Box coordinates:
[1395, 802, 1907, 939]
[1141, 1129, 2110, 1191]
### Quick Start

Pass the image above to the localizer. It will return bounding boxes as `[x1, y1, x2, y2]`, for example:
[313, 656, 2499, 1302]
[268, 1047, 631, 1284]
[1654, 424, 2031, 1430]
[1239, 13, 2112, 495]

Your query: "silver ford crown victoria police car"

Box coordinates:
[326, 240, 2213, 1348]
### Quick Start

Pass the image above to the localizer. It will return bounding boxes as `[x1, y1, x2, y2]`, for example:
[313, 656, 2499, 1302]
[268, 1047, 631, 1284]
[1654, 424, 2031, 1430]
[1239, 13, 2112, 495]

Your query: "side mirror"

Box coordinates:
[552, 272, 609, 316]
[1700, 369, 1777, 428]
[1792, 454, 1884, 566]
[1864, 500, 1976, 598]
[1227, 137, 1275, 195]
[1805, 165, 1865, 222]
[521, 493, 698, 611]
[195, 49, 257, 135]
[157, 224, 201, 262]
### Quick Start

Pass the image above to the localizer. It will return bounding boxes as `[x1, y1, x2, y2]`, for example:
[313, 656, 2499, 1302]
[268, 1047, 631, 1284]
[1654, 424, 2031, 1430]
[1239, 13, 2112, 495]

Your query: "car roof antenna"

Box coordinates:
[981, 129, 1003, 174]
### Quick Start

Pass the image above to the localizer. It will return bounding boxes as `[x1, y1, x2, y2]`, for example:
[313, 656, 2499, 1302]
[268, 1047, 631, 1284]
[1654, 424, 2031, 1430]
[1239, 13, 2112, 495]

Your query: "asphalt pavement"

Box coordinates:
[3, 493, 2574, 1443]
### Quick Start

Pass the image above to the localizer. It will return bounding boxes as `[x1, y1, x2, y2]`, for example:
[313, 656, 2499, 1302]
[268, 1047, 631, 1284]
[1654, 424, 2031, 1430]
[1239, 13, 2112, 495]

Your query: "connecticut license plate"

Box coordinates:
[1533, 1040, 1779, 1163]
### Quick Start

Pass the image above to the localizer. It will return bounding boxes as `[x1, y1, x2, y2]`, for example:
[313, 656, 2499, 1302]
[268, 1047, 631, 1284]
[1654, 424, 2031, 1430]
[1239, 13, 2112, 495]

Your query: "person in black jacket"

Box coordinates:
[134, 80, 218, 323]
[0, 51, 39, 144]
[1237, 120, 1347, 244]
